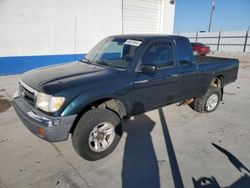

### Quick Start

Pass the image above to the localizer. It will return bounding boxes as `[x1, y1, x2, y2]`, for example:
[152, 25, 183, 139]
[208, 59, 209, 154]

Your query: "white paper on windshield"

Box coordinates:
[124, 39, 142, 46]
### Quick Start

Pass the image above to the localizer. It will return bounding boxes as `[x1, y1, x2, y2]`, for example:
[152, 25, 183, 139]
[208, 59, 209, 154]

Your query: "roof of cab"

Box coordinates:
[109, 34, 188, 42]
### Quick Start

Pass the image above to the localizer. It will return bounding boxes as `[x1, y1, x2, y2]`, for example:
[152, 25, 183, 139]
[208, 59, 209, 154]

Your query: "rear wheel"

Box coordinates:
[72, 108, 123, 161]
[190, 86, 221, 113]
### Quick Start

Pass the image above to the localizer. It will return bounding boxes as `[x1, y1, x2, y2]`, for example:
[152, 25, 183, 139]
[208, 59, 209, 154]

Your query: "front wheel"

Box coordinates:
[190, 86, 221, 113]
[72, 108, 123, 161]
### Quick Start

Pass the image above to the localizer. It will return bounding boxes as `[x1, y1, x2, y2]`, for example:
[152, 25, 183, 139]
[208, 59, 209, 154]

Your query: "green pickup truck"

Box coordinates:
[13, 35, 239, 160]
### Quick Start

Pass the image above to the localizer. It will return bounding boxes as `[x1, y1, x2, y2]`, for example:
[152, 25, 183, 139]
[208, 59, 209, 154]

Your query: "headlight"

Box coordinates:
[36, 92, 65, 112]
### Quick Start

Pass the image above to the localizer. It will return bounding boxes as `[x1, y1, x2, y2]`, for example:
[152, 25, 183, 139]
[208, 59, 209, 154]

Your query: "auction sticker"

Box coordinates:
[124, 39, 142, 46]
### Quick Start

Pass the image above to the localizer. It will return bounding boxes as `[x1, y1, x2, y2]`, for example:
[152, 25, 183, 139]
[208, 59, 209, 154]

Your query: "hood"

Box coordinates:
[21, 61, 117, 96]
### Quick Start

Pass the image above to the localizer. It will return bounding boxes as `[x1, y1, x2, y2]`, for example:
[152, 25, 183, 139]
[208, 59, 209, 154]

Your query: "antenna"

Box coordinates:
[74, 16, 77, 61]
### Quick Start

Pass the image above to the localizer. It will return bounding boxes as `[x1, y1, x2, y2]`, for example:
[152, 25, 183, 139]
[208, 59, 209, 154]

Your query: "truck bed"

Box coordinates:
[195, 55, 238, 65]
[195, 55, 239, 89]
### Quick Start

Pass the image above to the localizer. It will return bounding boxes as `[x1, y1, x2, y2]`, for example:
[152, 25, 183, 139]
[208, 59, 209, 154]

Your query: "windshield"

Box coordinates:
[82, 37, 142, 69]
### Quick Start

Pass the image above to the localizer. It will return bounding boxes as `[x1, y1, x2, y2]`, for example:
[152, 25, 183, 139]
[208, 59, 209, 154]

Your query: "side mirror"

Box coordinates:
[141, 64, 156, 74]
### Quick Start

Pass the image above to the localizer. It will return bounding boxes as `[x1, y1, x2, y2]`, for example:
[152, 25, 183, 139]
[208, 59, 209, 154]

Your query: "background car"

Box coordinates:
[191, 42, 211, 56]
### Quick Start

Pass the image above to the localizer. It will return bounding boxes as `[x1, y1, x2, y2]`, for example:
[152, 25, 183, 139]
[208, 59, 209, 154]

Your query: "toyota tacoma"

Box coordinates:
[13, 35, 239, 161]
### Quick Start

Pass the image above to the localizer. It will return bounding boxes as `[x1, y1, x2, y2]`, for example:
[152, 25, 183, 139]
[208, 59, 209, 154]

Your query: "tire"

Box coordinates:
[190, 86, 221, 113]
[72, 108, 123, 161]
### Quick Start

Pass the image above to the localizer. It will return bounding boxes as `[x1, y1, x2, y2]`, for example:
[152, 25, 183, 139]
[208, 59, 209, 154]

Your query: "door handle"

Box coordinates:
[170, 74, 178, 78]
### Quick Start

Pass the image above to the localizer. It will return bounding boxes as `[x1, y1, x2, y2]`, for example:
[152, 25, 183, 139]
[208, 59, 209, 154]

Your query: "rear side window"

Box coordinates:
[176, 39, 193, 65]
[142, 42, 174, 68]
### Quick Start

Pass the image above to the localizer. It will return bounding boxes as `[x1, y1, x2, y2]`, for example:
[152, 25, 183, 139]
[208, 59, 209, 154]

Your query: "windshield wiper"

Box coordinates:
[79, 58, 91, 64]
[95, 60, 116, 69]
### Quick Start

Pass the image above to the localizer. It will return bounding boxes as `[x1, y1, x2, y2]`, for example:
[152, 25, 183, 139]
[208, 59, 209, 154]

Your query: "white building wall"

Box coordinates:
[160, 0, 175, 34]
[0, 0, 175, 57]
[0, 0, 122, 56]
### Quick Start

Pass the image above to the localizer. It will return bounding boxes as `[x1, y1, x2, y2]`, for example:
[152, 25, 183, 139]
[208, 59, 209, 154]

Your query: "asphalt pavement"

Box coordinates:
[0, 64, 250, 188]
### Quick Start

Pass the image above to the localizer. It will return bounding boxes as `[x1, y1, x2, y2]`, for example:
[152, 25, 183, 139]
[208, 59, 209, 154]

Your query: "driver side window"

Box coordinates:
[142, 42, 174, 68]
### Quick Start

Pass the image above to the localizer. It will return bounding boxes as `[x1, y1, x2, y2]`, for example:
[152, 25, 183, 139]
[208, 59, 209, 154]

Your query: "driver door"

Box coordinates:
[129, 40, 180, 114]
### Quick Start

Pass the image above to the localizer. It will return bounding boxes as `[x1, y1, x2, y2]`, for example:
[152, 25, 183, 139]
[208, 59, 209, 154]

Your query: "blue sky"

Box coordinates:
[174, 0, 250, 33]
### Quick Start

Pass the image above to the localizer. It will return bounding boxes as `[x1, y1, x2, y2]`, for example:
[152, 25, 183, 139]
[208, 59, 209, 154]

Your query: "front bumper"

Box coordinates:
[13, 94, 77, 142]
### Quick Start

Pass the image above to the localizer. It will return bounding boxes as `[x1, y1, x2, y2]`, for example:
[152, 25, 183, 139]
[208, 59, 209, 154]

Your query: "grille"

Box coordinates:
[19, 83, 36, 106]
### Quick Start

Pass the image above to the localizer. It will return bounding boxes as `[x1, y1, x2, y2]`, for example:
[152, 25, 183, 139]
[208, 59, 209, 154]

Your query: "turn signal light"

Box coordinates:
[39, 127, 45, 137]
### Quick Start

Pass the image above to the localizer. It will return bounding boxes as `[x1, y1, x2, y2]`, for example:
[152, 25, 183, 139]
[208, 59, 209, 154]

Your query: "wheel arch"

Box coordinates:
[210, 75, 223, 87]
[69, 97, 128, 134]
[210, 75, 224, 100]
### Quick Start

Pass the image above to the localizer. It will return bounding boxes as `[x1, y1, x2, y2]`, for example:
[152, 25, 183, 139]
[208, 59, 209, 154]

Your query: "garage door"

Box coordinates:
[123, 0, 162, 34]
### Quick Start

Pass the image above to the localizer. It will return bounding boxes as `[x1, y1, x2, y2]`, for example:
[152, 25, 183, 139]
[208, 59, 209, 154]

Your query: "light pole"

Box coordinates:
[208, 0, 215, 32]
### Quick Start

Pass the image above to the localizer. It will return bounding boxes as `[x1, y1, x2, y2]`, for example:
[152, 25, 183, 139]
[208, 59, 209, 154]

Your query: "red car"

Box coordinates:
[191, 42, 210, 56]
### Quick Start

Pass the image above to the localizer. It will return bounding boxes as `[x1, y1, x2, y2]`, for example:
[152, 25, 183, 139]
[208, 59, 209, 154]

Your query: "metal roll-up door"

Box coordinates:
[123, 0, 162, 34]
